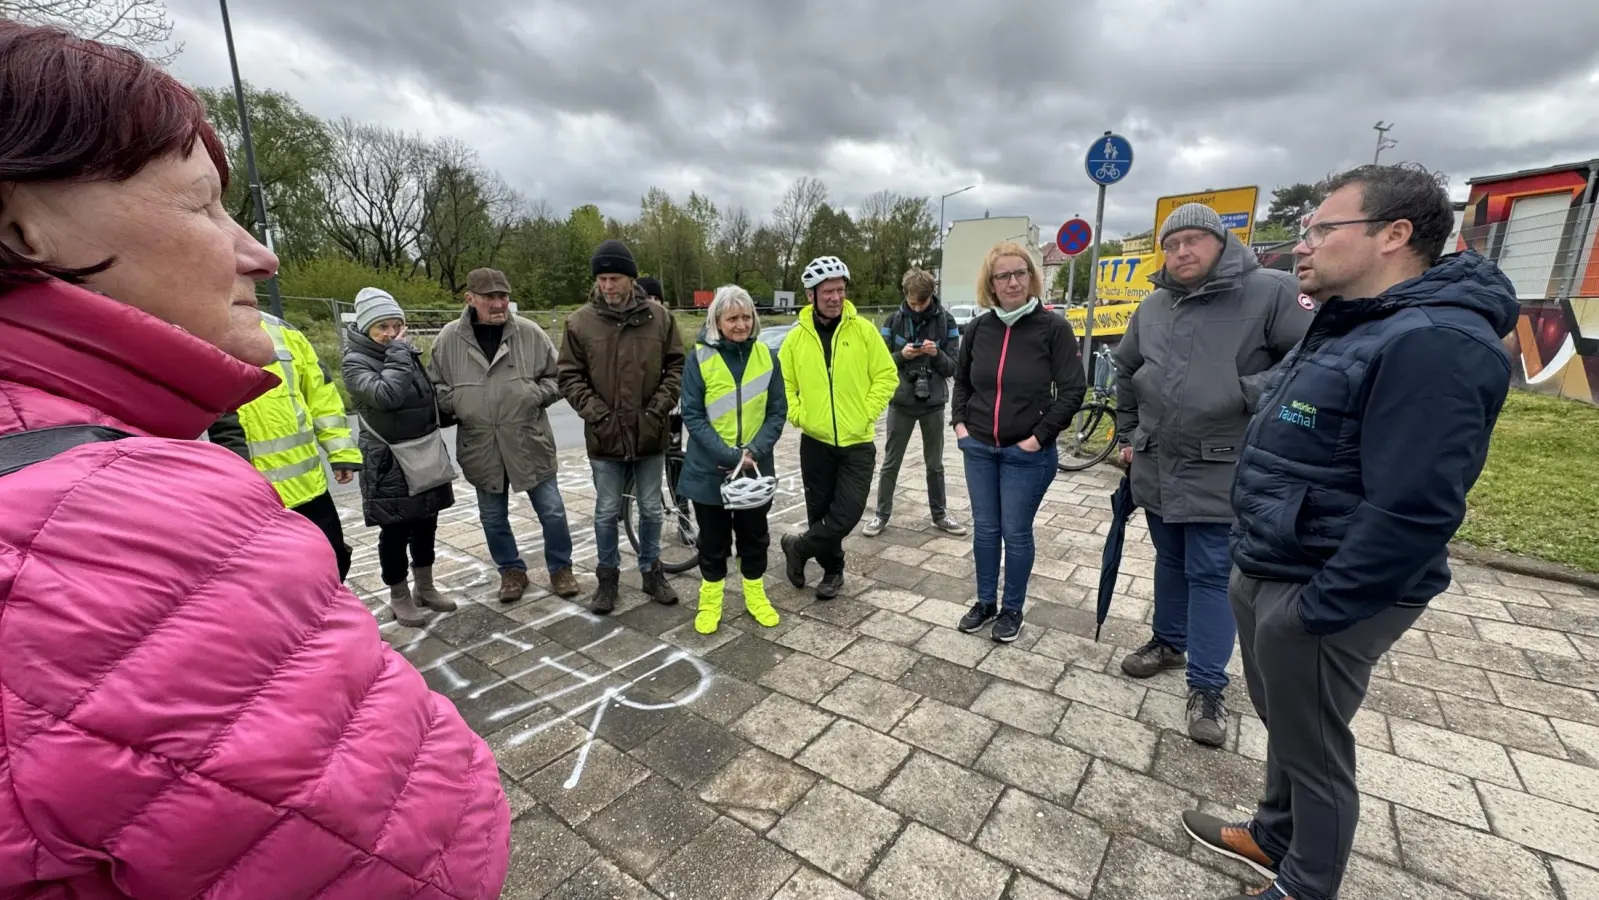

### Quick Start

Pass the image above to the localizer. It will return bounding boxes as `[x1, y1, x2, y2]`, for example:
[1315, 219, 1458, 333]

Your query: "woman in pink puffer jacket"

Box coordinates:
[0, 22, 509, 899]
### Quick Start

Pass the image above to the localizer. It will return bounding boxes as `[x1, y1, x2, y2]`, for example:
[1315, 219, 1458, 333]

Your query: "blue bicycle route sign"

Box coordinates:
[1085, 133, 1134, 186]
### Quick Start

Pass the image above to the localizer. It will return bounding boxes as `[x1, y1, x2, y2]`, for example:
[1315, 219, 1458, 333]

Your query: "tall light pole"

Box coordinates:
[1373, 121, 1397, 165]
[220, 0, 283, 320]
[937, 184, 976, 294]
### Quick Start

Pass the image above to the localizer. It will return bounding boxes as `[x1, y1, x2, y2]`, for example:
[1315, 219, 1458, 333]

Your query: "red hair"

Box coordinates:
[0, 20, 230, 293]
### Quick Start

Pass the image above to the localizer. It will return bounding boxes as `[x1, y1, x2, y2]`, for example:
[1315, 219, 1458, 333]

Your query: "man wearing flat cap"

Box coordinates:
[427, 266, 580, 604]
[1111, 203, 1313, 747]
[558, 239, 686, 614]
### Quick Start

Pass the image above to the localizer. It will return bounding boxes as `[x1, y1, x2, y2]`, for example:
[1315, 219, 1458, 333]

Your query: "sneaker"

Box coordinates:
[990, 608, 1023, 643]
[932, 515, 968, 536]
[1187, 687, 1229, 748]
[1120, 637, 1186, 678]
[862, 516, 886, 537]
[780, 534, 807, 588]
[548, 566, 580, 599]
[958, 601, 997, 634]
[816, 571, 844, 600]
[1181, 810, 1278, 880]
[1221, 882, 1293, 899]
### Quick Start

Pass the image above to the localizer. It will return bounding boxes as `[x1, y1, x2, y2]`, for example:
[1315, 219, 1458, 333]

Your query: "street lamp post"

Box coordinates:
[1373, 121, 1397, 165]
[219, 0, 283, 320]
[937, 184, 976, 294]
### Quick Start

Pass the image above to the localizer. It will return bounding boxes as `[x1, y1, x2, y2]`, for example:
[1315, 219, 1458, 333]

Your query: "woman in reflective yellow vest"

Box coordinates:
[676, 286, 788, 634]
[207, 313, 362, 579]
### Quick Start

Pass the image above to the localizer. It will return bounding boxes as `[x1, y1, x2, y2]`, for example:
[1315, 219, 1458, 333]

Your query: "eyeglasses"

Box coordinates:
[991, 268, 1030, 284]
[1299, 218, 1395, 250]
[1161, 232, 1214, 255]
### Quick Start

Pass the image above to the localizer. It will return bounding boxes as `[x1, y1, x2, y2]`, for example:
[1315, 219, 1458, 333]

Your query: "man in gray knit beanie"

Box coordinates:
[1111, 200, 1314, 749]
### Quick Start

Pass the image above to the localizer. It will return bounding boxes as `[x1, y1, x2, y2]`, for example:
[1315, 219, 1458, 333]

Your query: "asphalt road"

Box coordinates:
[331, 400, 586, 497]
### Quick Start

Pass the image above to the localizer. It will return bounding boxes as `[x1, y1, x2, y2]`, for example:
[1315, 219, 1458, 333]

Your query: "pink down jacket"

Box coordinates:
[0, 280, 510, 899]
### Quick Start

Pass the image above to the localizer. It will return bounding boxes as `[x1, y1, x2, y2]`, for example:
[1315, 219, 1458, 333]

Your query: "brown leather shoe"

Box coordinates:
[497, 568, 530, 603]
[549, 566, 580, 599]
[1181, 811, 1278, 879]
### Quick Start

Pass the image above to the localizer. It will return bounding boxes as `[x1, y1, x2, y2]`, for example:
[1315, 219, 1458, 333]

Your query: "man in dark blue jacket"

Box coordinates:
[1181, 163, 1519, 900]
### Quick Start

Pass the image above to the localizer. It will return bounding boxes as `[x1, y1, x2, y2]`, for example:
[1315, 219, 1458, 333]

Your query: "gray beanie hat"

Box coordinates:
[353, 287, 405, 333]
[1158, 202, 1228, 245]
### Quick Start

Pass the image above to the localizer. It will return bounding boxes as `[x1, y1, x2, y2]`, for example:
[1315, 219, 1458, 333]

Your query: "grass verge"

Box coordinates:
[1458, 390, 1599, 572]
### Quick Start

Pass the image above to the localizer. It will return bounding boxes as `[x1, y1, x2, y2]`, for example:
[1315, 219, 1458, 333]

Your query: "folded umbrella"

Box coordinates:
[1096, 472, 1138, 641]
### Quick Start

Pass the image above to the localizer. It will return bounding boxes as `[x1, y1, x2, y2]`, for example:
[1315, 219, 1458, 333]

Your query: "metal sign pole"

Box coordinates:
[220, 0, 283, 321]
[1065, 255, 1077, 305]
[1082, 184, 1107, 379]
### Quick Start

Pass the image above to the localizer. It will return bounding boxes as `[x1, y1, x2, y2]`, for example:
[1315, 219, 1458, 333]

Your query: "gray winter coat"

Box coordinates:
[1113, 232, 1313, 523]
[427, 308, 562, 493]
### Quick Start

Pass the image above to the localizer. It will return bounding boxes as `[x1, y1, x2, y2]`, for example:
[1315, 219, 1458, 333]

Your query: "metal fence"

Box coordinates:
[1457, 200, 1599, 302]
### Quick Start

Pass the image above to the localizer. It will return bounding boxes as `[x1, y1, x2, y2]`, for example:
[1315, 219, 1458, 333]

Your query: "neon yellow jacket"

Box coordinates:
[778, 300, 898, 447]
[226, 314, 361, 509]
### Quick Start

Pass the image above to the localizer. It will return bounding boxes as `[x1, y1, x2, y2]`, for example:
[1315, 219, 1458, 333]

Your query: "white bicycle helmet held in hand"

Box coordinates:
[801, 255, 850, 290]
[721, 468, 778, 510]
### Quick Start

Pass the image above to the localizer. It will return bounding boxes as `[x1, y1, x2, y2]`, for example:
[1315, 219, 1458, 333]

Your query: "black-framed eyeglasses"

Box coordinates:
[1299, 218, 1395, 250]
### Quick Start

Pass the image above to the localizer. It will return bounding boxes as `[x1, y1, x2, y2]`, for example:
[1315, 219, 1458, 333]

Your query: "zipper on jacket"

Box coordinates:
[734, 343, 745, 448]
[992, 324, 1013, 442]
[810, 317, 841, 445]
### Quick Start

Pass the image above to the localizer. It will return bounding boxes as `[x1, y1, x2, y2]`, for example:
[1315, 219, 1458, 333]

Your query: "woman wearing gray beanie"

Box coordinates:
[342, 287, 457, 626]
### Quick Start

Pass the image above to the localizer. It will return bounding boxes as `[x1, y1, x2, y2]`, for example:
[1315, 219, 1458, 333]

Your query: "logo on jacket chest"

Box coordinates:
[1277, 400, 1318, 429]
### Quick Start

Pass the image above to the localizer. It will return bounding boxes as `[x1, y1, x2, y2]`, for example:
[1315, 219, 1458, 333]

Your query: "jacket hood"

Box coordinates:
[1151, 230, 1258, 294]
[0, 279, 277, 438]
[1378, 250, 1520, 338]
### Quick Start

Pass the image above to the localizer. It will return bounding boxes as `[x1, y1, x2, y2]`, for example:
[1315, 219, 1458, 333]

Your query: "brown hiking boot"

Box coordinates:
[549, 566, 580, 599]
[1121, 637, 1186, 678]
[1181, 811, 1278, 879]
[497, 568, 530, 603]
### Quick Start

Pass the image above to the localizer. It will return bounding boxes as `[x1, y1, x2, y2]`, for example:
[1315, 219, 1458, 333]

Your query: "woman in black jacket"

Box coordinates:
[342, 288, 456, 626]
[950, 242, 1086, 643]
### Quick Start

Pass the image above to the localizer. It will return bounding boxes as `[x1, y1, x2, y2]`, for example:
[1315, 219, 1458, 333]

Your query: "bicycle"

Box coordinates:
[1057, 345, 1119, 472]
[1096, 162, 1121, 181]
[620, 407, 700, 574]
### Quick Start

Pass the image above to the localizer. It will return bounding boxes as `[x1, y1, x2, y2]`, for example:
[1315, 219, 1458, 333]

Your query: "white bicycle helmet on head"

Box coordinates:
[720, 469, 778, 510]
[801, 255, 850, 289]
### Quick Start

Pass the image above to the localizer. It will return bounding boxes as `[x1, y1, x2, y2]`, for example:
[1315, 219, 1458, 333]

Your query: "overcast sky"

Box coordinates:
[164, 0, 1599, 240]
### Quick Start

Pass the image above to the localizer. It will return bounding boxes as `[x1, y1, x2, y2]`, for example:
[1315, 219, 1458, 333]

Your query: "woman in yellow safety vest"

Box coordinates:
[676, 285, 788, 634]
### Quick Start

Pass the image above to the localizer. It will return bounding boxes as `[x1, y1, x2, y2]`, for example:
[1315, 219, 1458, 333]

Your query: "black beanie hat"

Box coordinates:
[637, 276, 663, 300]
[591, 239, 638, 278]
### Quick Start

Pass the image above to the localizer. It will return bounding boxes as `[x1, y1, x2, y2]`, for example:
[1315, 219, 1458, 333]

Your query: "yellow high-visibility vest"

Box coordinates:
[234, 314, 360, 508]
[696, 341, 772, 447]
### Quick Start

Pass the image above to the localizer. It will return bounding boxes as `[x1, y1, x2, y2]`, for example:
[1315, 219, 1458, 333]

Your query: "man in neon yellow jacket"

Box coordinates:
[207, 313, 362, 580]
[777, 255, 897, 599]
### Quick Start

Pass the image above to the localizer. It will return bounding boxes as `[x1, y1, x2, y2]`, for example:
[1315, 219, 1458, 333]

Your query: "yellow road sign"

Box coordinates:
[1152, 185, 1260, 270]
[1095, 252, 1158, 303]
[1065, 301, 1142, 338]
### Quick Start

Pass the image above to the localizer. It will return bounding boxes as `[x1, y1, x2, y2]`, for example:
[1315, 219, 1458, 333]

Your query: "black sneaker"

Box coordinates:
[1120, 638, 1186, 678]
[816, 571, 844, 600]
[780, 534, 807, 588]
[958, 601, 997, 634]
[990, 608, 1023, 643]
[1187, 688, 1229, 748]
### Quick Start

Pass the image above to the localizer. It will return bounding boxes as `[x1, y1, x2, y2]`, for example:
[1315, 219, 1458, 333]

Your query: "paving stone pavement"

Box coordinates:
[338, 425, 1599, 900]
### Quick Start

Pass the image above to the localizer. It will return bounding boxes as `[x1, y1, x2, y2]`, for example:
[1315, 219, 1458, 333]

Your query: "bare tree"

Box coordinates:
[417, 138, 522, 291]
[319, 118, 431, 272]
[717, 206, 756, 285]
[5, 0, 181, 63]
[772, 176, 827, 289]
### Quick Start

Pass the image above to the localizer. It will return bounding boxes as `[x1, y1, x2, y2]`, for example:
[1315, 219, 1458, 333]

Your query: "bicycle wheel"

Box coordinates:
[622, 452, 700, 574]
[1057, 403, 1118, 472]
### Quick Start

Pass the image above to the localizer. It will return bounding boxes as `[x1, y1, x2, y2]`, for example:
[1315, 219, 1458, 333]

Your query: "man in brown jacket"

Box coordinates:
[428, 267, 580, 602]
[558, 240, 686, 613]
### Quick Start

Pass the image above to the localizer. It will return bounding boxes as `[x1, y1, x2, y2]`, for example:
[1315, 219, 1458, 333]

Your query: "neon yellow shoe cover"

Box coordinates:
[695, 579, 724, 634]
[742, 577, 781, 628]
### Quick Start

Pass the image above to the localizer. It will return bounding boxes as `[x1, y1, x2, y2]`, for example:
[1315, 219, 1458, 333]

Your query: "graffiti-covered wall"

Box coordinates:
[1459, 162, 1599, 405]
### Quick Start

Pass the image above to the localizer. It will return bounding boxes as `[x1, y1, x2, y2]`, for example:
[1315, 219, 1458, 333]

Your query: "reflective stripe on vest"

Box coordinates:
[698, 342, 771, 447]
[262, 314, 310, 434]
[248, 429, 316, 457]
[262, 453, 323, 484]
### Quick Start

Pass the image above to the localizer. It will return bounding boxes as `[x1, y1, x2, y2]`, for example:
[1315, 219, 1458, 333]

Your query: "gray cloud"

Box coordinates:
[167, 0, 1599, 238]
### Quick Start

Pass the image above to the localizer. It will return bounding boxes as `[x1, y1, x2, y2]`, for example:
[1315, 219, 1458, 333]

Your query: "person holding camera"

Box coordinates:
[863, 268, 967, 537]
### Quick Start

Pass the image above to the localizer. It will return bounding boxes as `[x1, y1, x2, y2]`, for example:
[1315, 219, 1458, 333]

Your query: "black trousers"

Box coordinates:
[291, 490, 352, 582]
[692, 501, 770, 582]
[378, 515, 440, 586]
[795, 434, 877, 576]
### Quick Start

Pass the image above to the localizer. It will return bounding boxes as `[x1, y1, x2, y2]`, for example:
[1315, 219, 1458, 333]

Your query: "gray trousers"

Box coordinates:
[873, 406, 946, 520]
[1231, 569, 1423, 900]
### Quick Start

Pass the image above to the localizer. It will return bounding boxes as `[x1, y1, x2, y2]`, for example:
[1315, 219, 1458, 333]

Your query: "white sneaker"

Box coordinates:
[863, 516, 886, 537]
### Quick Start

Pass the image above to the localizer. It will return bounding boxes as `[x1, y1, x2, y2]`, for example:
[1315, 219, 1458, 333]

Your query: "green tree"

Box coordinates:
[1051, 240, 1122, 305]
[1253, 221, 1297, 243]
[197, 84, 334, 262]
[1265, 181, 1330, 227]
[275, 254, 455, 316]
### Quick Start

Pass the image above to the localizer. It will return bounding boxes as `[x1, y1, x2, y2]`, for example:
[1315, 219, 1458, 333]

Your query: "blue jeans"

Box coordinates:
[1146, 511, 1234, 691]
[476, 476, 574, 574]
[591, 455, 664, 571]
[960, 436, 1058, 612]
